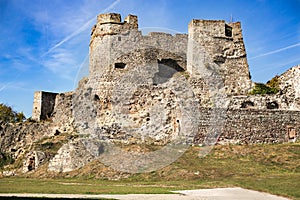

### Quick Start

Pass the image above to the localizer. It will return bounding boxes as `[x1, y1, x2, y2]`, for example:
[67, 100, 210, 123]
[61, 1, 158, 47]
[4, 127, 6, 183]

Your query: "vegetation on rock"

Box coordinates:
[249, 82, 279, 95]
[266, 75, 280, 90]
[0, 152, 14, 169]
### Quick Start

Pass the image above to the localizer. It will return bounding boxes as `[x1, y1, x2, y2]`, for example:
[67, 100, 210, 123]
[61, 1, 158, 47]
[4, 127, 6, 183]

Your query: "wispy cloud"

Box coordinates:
[254, 56, 300, 73]
[42, 0, 121, 56]
[42, 48, 78, 80]
[42, 18, 94, 57]
[249, 42, 300, 60]
[0, 81, 33, 92]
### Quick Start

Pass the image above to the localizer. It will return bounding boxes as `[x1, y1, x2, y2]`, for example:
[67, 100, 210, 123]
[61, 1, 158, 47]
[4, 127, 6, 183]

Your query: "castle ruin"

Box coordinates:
[31, 13, 299, 144]
[1, 13, 299, 174]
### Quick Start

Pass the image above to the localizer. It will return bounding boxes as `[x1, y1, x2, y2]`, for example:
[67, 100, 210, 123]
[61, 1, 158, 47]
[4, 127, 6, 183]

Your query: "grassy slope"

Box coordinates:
[0, 143, 299, 199]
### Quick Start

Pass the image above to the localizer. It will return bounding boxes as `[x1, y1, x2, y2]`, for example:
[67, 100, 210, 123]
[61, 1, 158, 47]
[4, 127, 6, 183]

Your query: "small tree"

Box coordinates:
[0, 103, 26, 123]
[16, 112, 26, 122]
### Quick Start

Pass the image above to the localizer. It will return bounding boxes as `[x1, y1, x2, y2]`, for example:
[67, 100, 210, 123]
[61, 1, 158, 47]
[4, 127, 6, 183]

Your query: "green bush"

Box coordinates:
[266, 75, 280, 90]
[0, 103, 26, 123]
[249, 82, 279, 95]
[0, 152, 14, 169]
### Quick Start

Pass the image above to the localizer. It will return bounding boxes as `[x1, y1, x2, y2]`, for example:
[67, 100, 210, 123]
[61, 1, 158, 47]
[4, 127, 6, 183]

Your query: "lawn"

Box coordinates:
[0, 142, 299, 199]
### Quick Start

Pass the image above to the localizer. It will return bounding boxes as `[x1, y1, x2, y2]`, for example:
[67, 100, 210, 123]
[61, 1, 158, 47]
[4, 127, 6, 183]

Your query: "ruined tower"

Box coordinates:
[89, 13, 139, 75]
[188, 20, 252, 95]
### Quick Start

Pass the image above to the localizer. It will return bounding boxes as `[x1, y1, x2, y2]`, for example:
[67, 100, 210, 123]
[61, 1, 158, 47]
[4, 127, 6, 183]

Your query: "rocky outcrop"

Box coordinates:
[48, 139, 95, 173]
[278, 65, 300, 110]
[0, 122, 52, 158]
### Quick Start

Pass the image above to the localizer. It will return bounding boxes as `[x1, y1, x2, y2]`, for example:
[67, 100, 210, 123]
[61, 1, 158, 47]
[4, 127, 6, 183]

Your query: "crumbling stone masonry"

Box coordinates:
[30, 13, 299, 144]
[32, 91, 58, 121]
[1, 13, 299, 174]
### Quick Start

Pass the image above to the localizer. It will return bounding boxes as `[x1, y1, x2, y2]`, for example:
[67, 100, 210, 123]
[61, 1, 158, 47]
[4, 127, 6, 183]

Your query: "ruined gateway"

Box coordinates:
[1, 13, 299, 174]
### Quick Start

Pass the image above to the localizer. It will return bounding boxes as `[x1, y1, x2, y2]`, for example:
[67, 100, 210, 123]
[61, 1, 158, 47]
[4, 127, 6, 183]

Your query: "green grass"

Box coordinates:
[0, 142, 299, 199]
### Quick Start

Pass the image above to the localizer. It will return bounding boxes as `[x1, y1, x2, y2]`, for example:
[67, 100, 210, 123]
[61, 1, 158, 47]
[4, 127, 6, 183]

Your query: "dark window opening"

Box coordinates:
[241, 101, 254, 108]
[287, 126, 296, 140]
[118, 36, 121, 41]
[266, 101, 279, 109]
[94, 94, 100, 101]
[115, 62, 126, 69]
[153, 59, 185, 85]
[225, 24, 232, 37]
[158, 59, 185, 72]
[28, 157, 35, 171]
[54, 129, 61, 136]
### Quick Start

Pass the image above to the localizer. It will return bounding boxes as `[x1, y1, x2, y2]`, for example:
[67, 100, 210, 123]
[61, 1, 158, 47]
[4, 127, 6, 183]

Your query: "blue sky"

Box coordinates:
[0, 0, 299, 117]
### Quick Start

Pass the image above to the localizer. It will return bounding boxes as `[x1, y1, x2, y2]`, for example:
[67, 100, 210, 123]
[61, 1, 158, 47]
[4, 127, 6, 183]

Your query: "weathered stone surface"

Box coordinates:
[48, 139, 95, 173]
[278, 65, 300, 110]
[0, 122, 52, 159]
[187, 20, 252, 95]
[32, 91, 57, 121]
[23, 151, 46, 173]
[1, 13, 299, 174]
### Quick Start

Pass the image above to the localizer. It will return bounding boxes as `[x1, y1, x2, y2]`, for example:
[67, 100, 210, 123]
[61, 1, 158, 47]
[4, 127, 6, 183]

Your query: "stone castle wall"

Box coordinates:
[28, 13, 299, 146]
[278, 65, 300, 110]
[194, 108, 300, 144]
[32, 91, 58, 121]
[2, 12, 300, 175]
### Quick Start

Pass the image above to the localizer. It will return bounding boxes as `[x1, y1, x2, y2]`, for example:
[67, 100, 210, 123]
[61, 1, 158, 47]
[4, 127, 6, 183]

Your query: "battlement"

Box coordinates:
[188, 19, 242, 39]
[91, 13, 138, 37]
[97, 13, 122, 24]
[90, 13, 138, 52]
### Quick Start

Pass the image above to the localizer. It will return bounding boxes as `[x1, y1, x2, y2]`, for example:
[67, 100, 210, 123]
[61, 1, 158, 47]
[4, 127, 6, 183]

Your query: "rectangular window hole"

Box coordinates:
[115, 63, 126, 69]
[287, 126, 296, 140]
[225, 24, 232, 37]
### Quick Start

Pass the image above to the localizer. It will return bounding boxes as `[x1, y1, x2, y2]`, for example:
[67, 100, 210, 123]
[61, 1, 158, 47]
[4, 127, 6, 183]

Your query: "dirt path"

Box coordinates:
[0, 188, 290, 200]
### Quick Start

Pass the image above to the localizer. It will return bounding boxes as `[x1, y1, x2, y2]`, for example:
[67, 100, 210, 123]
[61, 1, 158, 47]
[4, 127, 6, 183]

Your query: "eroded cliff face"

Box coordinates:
[0, 119, 80, 176]
[278, 65, 300, 110]
[0, 122, 52, 159]
[0, 91, 76, 176]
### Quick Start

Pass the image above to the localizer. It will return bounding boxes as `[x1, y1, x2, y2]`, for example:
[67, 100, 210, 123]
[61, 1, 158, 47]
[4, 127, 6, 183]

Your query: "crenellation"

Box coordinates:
[97, 13, 122, 24]
[124, 14, 138, 29]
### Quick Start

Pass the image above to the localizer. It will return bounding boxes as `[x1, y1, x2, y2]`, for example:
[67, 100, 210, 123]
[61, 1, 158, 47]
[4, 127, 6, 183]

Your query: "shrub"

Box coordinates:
[0, 152, 14, 169]
[0, 103, 26, 123]
[249, 82, 279, 95]
[266, 75, 280, 90]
